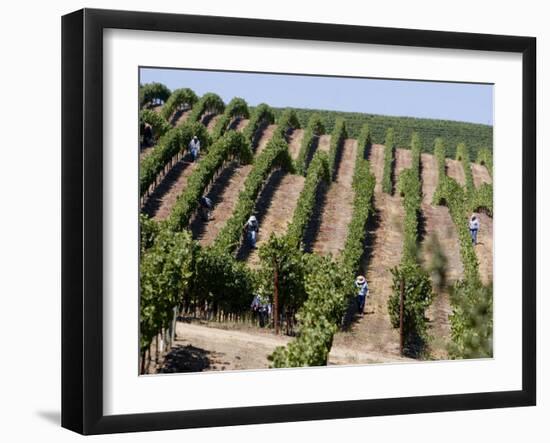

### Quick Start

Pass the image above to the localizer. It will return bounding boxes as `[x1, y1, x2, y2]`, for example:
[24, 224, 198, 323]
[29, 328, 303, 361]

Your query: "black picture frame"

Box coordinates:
[62, 8, 536, 435]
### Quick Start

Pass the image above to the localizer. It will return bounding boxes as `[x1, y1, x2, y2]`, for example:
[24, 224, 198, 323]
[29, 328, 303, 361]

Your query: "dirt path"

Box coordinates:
[419, 153, 463, 359]
[159, 321, 407, 373]
[172, 109, 191, 127]
[191, 125, 275, 246]
[311, 139, 357, 257]
[231, 117, 249, 132]
[329, 144, 408, 362]
[446, 158, 465, 185]
[190, 162, 252, 245]
[471, 163, 492, 187]
[256, 124, 278, 154]
[139, 145, 155, 162]
[288, 128, 304, 160]
[475, 213, 493, 285]
[245, 172, 306, 267]
[205, 114, 222, 132]
[141, 157, 199, 221]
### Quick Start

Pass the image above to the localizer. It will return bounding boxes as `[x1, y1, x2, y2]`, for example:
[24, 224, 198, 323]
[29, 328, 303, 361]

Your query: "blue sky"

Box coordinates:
[140, 68, 493, 126]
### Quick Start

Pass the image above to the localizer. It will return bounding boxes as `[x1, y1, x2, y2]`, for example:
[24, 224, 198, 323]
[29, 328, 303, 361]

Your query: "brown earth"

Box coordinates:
[158, 321, 408, 373]
[446, 158, 465, 185]
[232, 117, 250, 132]
[205, 114, 222, 132]
[256, 124, 278, 154]
[172, 109, 191, 127]
[245, 172, 306, 267]
[141, 157, 198, 221]
[329, 145, 410, 362]
[311, 139, 357, 257]
[471, 163, 492, 187]
[288, 128, 305, 160]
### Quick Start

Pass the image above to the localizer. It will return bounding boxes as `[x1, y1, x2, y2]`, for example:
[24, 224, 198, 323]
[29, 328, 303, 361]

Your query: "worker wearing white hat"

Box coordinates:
[355, 275, 369, 317]
[243, 215, 259, 248]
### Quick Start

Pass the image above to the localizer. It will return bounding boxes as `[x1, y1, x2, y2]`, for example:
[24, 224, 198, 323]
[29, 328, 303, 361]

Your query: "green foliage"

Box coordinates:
[387, 262, 434, 352]
[269, 106, 493, 158]
[257, 235, 309, 313]
[187, 92, 225, 123]
[285, 151, 330, 249]
[382, 127, 395, 194]
[476, 148, 493, 176]
[140, 214, 159, 254]
[295, 114, 326, 175]
[189, 247, 255, 313]
[327, 118, 347, 179]
[211, 97, 250, 140]
[212, 134, 292, 255]
[340, 124, 376, 273]
[471, 183, 493, 217]
[434, 137, 446, 181]
[243, 103, 276, 146]
[424, 234, 448, 292]
[140, 229, 195, 351]
[448, 281, 493, 359]
[166, 131, 253, 232]
[140, 82, 171, 108]
[139, 122, 210, 196]
[139, 109, 171, 142]
[270, 256, 350, 367]
[275, 108, 301, 139]
[160, 88, 199, 121]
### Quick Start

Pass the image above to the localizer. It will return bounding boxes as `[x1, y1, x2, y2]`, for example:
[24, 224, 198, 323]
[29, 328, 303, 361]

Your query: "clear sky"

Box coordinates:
[140, 67, 493, 126]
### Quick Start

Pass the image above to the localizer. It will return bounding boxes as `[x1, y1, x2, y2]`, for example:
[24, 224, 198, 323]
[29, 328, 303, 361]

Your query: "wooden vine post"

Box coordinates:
[399, 276, 405, 356]
[273, 258, 280, 335]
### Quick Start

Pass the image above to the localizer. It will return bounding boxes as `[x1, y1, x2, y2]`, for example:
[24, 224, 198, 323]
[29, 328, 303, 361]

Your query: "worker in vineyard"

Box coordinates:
[355, 275, 369, 317]
[250, 292, 270, 328]
[243, 215, 259, 249]
[199, 196, 213, 221]
[188, 135, 201, 162]
[469, 214, 480, 246]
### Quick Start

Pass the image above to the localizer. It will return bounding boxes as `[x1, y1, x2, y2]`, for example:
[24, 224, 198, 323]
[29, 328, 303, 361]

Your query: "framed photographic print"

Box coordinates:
[61, 8, 536, 435]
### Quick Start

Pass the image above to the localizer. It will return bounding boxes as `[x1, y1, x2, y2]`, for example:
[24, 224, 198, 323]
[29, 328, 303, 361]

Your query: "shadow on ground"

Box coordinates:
[158, 345, 212, 373]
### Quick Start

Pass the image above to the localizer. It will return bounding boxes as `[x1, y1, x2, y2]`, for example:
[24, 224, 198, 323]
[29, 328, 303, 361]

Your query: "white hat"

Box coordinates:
[249, 215, 257, 222]
[356, 275, 366, 284]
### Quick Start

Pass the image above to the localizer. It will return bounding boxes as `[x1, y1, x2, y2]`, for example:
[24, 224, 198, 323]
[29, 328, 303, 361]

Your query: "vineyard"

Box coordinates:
[138, 83, 494, 373]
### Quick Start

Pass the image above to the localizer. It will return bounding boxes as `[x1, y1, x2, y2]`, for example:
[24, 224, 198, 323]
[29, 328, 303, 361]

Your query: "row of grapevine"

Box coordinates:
[212, 134, 292, 255]
[476, 148, 493, 176]
[327, 118, 348, 180]
[294, 114, 326, 175]
[285, 151, 330, 248]
[274, 108, 302, 139]
[210, 97, 250, 140]
[165, 131, 253, 232]
[456, 142, 475, 196]
[431, 139, 492, 359]
[187, 92, 226, 123]
[139, 122, 210, 197]
[139, 82, 171, 108]
[270, 123, 377, 367]
[160, 88, 199, 122]
[140, 109, 172, 142]
[243, 103, 276, 147]
[382, 128, 395, 194]
[387, 133, 434, 354]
